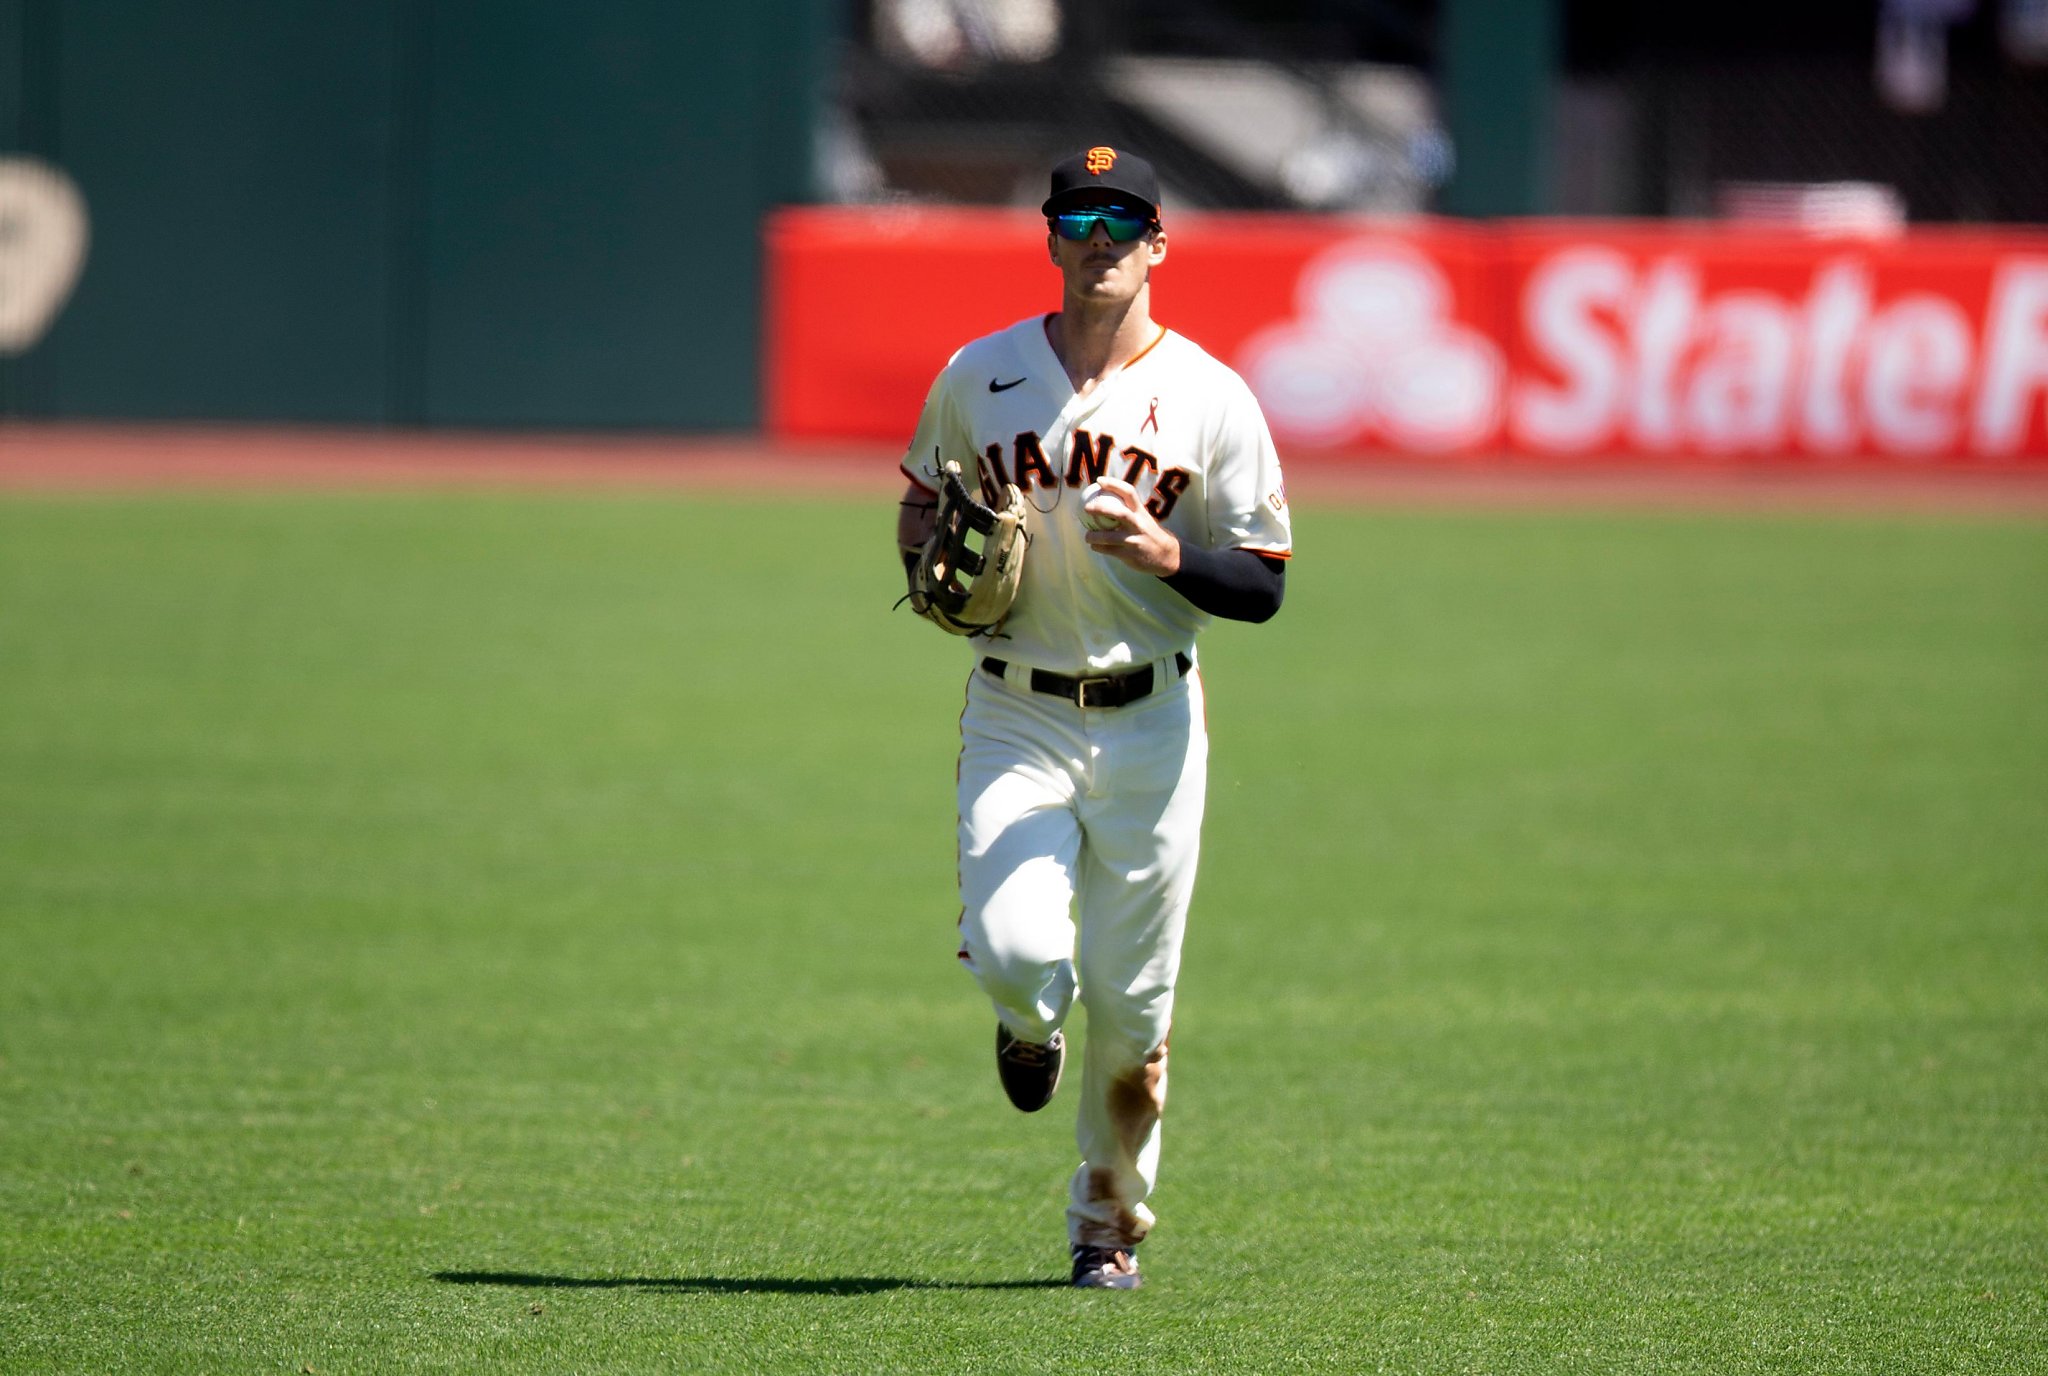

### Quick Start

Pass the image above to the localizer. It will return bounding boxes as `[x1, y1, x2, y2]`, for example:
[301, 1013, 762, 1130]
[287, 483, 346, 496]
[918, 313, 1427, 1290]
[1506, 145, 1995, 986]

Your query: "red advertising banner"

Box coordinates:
[765, 208, 2048, 465]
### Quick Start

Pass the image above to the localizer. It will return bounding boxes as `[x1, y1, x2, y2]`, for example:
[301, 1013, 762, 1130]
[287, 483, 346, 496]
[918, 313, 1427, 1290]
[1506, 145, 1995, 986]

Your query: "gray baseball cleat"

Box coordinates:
[1071, 1244, 1142, 1289]
[994, 1025, 1064, 1112]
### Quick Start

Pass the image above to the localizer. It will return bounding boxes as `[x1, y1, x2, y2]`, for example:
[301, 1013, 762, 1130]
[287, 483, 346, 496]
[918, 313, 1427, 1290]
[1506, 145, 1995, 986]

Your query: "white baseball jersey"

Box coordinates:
[902, 315, 1292, 672]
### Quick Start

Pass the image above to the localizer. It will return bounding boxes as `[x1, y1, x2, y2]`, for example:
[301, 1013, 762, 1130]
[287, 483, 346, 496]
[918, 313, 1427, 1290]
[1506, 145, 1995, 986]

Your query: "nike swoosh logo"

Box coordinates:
[989, 377, 1026, 393]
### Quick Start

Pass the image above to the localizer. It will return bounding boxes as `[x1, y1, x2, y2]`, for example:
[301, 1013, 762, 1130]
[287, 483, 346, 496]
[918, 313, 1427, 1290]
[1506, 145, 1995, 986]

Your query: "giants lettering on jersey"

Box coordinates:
[979, 428, 1190, 520]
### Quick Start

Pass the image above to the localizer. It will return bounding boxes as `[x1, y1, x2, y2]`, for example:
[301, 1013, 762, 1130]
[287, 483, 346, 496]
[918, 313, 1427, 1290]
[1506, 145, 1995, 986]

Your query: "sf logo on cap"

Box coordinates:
[1085, 146, 1117, 175]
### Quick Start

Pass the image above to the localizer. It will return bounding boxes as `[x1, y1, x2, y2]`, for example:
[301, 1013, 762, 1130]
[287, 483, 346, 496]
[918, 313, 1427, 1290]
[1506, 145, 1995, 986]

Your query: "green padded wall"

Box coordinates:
[13, 0, 400, 420]
[0, 0, 826, 428]
[1439, 0, 1559, 217]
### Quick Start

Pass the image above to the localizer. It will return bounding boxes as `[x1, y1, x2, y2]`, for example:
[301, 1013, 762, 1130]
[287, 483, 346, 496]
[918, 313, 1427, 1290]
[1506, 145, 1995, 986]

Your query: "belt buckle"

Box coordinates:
[1074, 674, 1118, 709]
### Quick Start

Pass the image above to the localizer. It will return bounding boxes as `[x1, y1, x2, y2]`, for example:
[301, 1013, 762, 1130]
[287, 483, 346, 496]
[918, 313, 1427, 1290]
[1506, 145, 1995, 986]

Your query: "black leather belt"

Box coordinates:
[981, 652, 1192, 709]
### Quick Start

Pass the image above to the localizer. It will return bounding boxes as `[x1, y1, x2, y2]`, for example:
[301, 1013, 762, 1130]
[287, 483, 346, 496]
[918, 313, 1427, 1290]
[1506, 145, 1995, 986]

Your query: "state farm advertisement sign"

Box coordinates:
[766, 209, 2048, 464]
[1496, 227, 2048, 460]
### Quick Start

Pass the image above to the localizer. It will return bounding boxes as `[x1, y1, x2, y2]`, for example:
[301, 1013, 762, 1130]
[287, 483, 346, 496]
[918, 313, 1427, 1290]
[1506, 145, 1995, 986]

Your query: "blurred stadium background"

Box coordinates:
[1, 0, 2046, 468]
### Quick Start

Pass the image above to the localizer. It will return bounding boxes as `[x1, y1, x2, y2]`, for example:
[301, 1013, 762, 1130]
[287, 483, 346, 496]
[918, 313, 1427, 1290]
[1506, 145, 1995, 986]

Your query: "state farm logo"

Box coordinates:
[1237, 239, 1503, 451]
[1231, 235, 2048, 459]
[1514, 248, 2048, 456]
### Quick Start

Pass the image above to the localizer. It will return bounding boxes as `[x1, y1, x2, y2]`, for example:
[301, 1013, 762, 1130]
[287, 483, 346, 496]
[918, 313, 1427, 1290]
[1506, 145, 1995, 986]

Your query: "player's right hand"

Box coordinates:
[1083, 477, 1181, 577]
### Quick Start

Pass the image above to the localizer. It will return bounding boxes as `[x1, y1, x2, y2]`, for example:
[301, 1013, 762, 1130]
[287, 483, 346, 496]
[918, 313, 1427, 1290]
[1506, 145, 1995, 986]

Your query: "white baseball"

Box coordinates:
[1081, 481, 1125, 532]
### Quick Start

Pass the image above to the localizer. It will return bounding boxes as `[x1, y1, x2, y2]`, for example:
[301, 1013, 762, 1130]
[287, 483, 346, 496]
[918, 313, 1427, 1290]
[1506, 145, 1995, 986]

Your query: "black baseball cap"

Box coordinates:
[1042, 146, 1162, 221]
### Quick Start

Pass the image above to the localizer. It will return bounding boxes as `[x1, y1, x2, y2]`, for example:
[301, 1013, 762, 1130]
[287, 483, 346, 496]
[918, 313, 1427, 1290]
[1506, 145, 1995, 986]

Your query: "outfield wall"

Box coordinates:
[0, 1, 827, 428]
[767, 210, 2048, 466]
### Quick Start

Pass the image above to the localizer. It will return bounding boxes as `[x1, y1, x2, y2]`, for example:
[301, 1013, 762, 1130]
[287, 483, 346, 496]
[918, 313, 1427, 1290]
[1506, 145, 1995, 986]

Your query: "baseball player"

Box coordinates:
[895, 147, 1292, 1290]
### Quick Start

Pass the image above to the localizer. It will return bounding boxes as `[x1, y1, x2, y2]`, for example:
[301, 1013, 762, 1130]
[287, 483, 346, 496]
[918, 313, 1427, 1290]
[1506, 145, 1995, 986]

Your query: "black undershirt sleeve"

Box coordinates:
[1161, 545, 1286, 623]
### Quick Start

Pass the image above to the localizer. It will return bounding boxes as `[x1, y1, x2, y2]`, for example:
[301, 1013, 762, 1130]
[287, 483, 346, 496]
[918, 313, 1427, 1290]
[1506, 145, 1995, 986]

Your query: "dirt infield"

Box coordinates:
[4, 422, 2047, 516]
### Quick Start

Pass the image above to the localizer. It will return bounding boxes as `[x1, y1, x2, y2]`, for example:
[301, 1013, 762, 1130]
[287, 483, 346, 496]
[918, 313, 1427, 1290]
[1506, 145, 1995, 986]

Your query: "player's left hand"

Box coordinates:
[1083, 476, 1181, 577]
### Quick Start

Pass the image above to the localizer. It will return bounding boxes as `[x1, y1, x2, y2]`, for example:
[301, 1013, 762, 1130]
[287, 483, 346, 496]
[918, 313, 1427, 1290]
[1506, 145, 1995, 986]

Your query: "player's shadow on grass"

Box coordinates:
[433, 1269, 1067, 1295]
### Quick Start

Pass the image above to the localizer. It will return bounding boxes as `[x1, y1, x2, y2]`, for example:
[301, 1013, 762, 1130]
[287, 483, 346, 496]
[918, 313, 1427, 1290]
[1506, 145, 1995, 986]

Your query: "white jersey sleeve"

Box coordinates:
[900, 354, 970, 493]
[1200, 371, 1292, 559]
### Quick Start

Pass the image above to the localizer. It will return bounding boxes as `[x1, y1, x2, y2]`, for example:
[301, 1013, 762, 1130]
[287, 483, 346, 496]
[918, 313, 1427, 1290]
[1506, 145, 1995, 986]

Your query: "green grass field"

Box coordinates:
[2, 489, 2043, 1373]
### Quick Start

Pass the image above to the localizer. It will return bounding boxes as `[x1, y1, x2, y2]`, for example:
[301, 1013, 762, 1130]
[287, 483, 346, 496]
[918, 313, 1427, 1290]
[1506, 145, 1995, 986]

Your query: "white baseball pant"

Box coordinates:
[954, 656, 1207, 1249]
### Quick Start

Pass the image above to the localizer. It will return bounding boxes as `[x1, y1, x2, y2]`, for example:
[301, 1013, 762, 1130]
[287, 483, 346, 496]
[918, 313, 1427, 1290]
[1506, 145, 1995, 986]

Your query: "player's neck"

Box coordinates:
[1048, 291, 1157, 394]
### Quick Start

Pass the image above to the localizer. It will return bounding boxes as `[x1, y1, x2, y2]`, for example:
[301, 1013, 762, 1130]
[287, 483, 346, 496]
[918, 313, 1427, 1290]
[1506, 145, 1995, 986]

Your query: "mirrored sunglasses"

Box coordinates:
[1049, 209, 1154, 243]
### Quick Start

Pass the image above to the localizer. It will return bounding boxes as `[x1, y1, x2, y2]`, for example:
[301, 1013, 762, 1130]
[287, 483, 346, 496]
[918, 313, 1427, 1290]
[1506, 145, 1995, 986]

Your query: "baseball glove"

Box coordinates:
[905, 461, 1028, 637]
